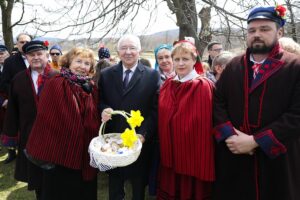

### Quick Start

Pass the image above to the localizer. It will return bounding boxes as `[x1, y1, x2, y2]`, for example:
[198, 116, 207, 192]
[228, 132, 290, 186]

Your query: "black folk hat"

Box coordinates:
[22, 40, 49, 54]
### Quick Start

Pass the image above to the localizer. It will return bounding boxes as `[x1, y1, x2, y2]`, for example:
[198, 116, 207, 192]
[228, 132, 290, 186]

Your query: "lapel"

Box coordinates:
[249, 58, 283, 93]
[112, 63, 124, 95]
[123, 63, 144, 96]
[245, 44, 284, 93]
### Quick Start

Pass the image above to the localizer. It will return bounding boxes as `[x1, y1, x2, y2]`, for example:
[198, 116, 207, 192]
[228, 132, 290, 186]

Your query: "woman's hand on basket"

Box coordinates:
[101, 108, 113, 122]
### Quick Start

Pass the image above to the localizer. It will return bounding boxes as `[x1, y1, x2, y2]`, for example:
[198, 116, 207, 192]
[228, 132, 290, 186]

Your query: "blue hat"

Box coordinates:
[50, 44, 62, 54]
[98, 47, 110, 60]
[22, 40, 48, 54]
[247, 6, 286, 27]
[0, 44, 8, 52]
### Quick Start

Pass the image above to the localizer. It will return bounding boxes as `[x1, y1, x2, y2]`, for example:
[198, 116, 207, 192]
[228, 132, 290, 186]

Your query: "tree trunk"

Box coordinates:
[167, 0, 201, 53]
[0, 0, 14, 51]
[198, 6, 212, 59]
[285, 0, 297, 42]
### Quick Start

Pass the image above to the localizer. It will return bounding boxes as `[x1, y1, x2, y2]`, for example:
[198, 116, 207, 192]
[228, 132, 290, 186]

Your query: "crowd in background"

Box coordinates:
[1, 4, 300, 200]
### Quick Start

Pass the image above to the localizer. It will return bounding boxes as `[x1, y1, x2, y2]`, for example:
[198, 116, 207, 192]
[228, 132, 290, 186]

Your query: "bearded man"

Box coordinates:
[213, 5, 300, 200]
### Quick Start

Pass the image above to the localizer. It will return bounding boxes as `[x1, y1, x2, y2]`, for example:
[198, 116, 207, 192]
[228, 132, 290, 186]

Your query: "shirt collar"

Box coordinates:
[122, 62, 138, 74]
[173, 69, 199, 82]
[250, 54, 266, 64]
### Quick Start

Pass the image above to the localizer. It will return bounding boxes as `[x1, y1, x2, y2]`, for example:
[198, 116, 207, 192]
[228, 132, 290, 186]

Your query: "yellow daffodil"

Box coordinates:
[121, 128, 138, 148]
[127, 110, 144, 128]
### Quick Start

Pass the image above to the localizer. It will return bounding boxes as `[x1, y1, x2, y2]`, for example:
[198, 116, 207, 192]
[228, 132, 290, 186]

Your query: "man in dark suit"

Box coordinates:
[99, 34, 160, 200]
[0, 33, 32, 163]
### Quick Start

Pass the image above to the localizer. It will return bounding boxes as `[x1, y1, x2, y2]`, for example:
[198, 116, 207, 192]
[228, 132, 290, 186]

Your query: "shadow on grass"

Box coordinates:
[6, 185, 35, 200]
[0, 148, 18, 191]
[1, 149, 155, 200]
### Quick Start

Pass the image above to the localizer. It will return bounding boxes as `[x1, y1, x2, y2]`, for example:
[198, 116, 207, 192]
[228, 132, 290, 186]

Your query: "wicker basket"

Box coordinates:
[88, 111, 142, 171]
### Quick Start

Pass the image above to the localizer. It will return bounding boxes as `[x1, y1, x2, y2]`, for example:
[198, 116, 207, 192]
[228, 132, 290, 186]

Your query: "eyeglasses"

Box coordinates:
[212, 48, 223, 52]
[119, 46, 138, 52]
[50, 53, 60, 56]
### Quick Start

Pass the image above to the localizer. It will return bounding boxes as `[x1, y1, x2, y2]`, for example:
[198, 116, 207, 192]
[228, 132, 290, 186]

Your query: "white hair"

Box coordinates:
[117, 34, 141, 51]
[212, 51, 234, 68]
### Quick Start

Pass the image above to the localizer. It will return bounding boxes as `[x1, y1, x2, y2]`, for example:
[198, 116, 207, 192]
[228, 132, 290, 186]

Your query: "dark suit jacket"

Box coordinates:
[99, 61, 160, 177]
[0, 52, 27, 94]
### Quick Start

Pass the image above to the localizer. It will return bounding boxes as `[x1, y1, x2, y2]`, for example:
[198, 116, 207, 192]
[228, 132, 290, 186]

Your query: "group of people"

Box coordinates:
[0, 4, 300, 200]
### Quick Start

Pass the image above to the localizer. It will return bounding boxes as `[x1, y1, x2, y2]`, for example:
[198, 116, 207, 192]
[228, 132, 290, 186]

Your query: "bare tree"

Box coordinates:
[33, 0, 152, 39]
[0, 0, 14, 50]
[1, 0, 154, 50]
[198, 5, 212, 57]
[165, 0, 204, 54]
[2, 0, 300, 53]
[0, 0, 37, 51]
[285, 0, 297, 41]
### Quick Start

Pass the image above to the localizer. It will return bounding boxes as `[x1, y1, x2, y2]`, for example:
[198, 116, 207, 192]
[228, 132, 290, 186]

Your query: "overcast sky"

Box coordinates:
[8, 0, 178, 40]
[6, 0, 288, 40]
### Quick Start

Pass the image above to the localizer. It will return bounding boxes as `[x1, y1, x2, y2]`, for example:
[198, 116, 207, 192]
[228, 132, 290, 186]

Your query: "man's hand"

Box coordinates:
[225, 128, 259, 155]
[138, 134, 145, 143]
[101, 108, 113, 122]
[2, 99, 8, 109]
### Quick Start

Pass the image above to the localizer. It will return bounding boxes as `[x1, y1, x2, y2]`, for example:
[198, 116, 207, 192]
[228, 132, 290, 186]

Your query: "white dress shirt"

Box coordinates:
[122, 63, 138, 83]
[31, 70, 40, 94]
[22, 55, 30, 68]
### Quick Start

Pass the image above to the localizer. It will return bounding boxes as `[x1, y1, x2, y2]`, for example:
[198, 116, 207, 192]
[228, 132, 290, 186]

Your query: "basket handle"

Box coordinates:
[98, 110, 133, 136]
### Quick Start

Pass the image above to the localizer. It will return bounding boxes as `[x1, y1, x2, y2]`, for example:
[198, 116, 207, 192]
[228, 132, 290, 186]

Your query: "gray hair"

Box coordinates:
[212, 51, 234, 68]
[16, 33, 32, 41]
[117, 34, 141, 51]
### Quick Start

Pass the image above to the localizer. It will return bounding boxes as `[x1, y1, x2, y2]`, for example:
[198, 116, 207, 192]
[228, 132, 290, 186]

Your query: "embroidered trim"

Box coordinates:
[214, 121, 236, 142]
[254, 129, 286, 158]
[0, 134, 18, 147]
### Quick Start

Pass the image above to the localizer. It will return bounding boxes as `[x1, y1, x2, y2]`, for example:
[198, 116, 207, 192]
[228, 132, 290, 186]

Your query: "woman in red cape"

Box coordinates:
[157, 41, 215, 199]
[25, 47, 100, 200]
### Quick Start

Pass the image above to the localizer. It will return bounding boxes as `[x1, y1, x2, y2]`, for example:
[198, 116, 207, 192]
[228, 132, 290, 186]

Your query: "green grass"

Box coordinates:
[0, 148, 35, 200]
[0, 148, 155, 200]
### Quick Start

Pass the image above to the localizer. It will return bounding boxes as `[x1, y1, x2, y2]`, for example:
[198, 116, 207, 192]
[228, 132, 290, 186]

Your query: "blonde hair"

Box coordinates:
[201, 62, 210, 72]
[59, 47, 96, 74]
[171, 42, 197, 60]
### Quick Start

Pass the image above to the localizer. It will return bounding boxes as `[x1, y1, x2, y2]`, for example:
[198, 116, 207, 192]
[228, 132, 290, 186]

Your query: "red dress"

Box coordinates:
[157, 76, 215, 199]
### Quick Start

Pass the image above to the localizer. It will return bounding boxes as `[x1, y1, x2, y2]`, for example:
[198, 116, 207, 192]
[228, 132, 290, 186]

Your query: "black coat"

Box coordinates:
[213, 48, 300, 200]
[99, 61, 160, 178]
[0, 52, 27, 94]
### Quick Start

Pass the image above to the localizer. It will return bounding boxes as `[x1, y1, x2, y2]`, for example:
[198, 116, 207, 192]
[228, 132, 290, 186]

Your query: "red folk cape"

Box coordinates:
[26, 76, 100, 180]
[158, 77, 215, 181]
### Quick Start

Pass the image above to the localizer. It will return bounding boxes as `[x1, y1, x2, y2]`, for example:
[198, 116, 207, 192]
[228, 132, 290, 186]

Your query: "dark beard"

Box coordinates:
[249, 39, 276, 54]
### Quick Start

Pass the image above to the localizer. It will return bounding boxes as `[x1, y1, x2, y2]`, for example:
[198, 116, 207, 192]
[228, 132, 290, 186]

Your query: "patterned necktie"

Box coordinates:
[36, 74, 43, 95]
[252, 63, 262, 79]
[123, 69, 131, 89]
